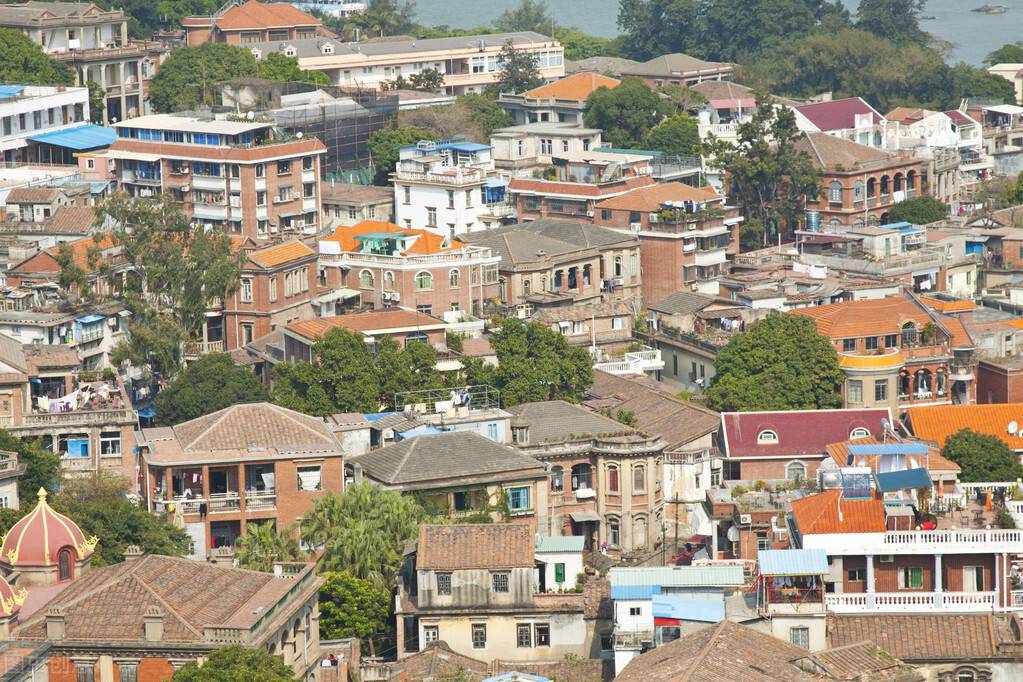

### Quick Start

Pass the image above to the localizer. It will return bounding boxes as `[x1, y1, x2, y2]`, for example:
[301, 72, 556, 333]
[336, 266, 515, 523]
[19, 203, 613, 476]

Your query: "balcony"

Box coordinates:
[394, 167, 484, 185]
[838, 348, 903, 372]
[191, 174, 226, 191]
[23, 408, 135, 428]
[825, 591, 995, 613]
[245, 490, 277, 510]
[593, 348, 665, 376]
[804, 528, 1023, 555]
[184, 340, 224, 356]
[60, 456, 94, 471]
[208, 492, 240, 513]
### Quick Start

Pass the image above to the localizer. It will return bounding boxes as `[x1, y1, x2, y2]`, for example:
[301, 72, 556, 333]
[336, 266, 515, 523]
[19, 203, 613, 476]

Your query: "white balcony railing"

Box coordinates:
[825, 591, 995, 613]
[805, 528, 1023, 555]
[594, 348, 664, 376]
[245, 491, 277, 510]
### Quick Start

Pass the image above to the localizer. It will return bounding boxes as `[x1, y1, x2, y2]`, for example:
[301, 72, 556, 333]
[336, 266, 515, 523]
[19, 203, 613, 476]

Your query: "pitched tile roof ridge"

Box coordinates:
[265, 403, 338, 447]
[122, 556, 205, 637]
[175, 403, 240, 451]
[677, 620, 730, 681]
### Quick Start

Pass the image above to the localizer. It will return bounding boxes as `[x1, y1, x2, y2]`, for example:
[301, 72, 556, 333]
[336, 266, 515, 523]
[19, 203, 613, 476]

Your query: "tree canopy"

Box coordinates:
[461, 319, 594, 407]
[889, 196, 948, 225]
[368, 126, 432, 186]
[319, 571, 391, 656]
[172, 645, 297, 682]
[645, 114, 701, 157]
[705, 315, 844, 412]
[986, 42, 1023, 66]
[148, 43, 258, 112]
[155, 353, 269, 425]
[496, 42, 544, 94]
[494, 0, 553, 32]
[584, 78, 672, 149]
[855, 0, 927, 45]
[256, 53, 331, 86]
[0, 29, 74, 86]
[0, 431, 60, 507]
[942, 429, 1023, 483]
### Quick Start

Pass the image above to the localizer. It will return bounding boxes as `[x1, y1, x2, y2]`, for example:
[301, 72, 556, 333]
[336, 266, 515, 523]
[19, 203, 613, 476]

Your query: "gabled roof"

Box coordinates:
[417, 524, 534, 571]
[648, 291, 719, 316]
[790, 490, 886, 535]
[247, 240, 314, 269]
[690, 80, 754, 101]
[795, 132, 895, 171]
[524, 72, 620, 100]
[945, 110, 978, 127]
[507, 400, 627, 444]
[906, 403, 1023, 451]
[349, 431, 545, 486]
[827, 614, 999, 661]
[616, 620, 814, 682]
[10, 234, 114, 276]
[461, 220, 636, 268]
[214, 0, 319, 30]
[799, 641, 920, 681]
[790, 296, 932, 338]
[387, 642, 488, 681]
[721, 408, 891, 459]
[796, 97, 884, 131]
[621, 53, 732, 78]
[5, 187, 62, 203]
[594, 181, 720, 211]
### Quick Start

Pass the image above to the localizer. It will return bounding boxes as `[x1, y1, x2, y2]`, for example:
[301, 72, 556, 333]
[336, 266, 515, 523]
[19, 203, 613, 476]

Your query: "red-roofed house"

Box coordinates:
[498, 72, 621, 126]
[794, 97, 898, 151]
[719, 408, 891, 482]
[181, 0, 322, 47]
[317, 221, 501, 315]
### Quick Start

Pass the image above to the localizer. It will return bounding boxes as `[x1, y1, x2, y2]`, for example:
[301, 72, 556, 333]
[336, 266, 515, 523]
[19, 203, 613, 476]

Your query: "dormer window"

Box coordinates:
[850, 427, 870, 439]
[284, 46, 296, 57]
[757, 430, 779, 444]
[322, 43, 334, 55]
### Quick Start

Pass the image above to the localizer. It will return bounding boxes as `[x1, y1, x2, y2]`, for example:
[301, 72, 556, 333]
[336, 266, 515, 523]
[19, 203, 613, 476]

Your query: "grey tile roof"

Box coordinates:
[622, 52, 732, 78]
[648, 291, 718, 316]
[565, 56, 639, 76]
[350, 430, 545, 485]
[507, 400, 625, 443]
[462, 220, 635, 269]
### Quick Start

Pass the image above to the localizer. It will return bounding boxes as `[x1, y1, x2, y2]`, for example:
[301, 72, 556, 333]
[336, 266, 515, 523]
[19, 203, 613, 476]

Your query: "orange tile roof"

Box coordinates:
[791, 489, 886, 535]
[524, 72, 621, 101]
[215, 0, 320, 30]
[14, 234, 117, 275]
[940, 314, 975, 349]
[825, 436, 959, 472]
[248, 240, 314, 268]
[1005, 319, 1023, 330]
[287, 309, 446, 340]
[907, 403, 1023, 451]
[791, 296, 931, 338]
[920, 296, 975, 313]
[594, 181, 721, 212]
[320, 221, 464, 255]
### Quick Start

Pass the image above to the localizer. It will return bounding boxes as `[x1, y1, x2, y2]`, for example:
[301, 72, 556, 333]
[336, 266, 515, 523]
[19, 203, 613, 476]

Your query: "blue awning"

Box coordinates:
[848, 443, 929, 456]
[758, 549, 828, 576]
[136, 407, 155, 418]
[77, 314, 105, 324]
[651, 597, 724, 623]
[27, 124, 116, 151]
[875, 467, 932, 492]
[0, 86, 25, 99]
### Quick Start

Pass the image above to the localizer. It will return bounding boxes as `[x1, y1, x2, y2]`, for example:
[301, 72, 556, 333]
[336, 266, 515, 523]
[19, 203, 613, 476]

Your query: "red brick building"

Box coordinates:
[137, 402, 346, 555]
[181, 0, 321, 47]
[318, 221, 500, 318]
[796, 132, 924, 229]
[976, 357, 1023, 404]
[592, 182, 742, 302]
[106, 113, 325, 241]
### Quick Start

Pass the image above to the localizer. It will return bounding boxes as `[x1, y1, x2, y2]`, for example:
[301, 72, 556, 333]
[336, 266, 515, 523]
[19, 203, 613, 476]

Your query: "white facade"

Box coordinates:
[535, 546, 584, 592]
[490, 123, 602, 174]
[0, 86, 90, 161]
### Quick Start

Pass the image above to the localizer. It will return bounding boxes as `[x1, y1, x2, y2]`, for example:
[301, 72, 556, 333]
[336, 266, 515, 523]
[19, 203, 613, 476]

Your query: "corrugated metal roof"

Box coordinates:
[535, 536, 585, 553]
[758, 549, 828, 576]
[848, 443, 929, 456]
[652, 597, 725, 623]
[611, 585, 661, 600]
[875, 467, 932, 492]
[609, 565, 744, 588]
[28, 124, 116, 151]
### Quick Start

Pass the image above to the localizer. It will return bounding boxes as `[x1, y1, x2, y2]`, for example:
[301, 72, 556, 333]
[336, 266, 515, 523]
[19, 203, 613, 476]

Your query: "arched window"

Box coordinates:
[607, 517, 621, 547]
[867, 215, 879, 227]
[880, 175, 890, 196]
[523, 279, 531, 296]
[757, 430, 779, 444]
[607, 465, 619, 492]
[901, 322, 917, 346]
[550, 465, 564, 493]
[571, 463, 592, 490]
[634, 516, 648, 548]
[359, 269, 374, 288]
[828, 181, 842, 203]
[448, 269, 460, 288]
[57, 547, 73, 581]
[633, 464, 646, 493]
[415, 271, 432, 290]
[907, 170, 917, 190]
[866, 177, 877, 197]
[894, 173, 904, 192]
[850, 427, 870, 439]
[383, 271, 394, 291]
[854, 180, 863, 201]
[786, 461, 807, 482]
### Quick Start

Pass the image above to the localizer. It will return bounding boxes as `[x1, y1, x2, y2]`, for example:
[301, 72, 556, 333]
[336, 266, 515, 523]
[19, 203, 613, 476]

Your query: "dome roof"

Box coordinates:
[0, 488, 97, 567]
[0, 574, 25, 617]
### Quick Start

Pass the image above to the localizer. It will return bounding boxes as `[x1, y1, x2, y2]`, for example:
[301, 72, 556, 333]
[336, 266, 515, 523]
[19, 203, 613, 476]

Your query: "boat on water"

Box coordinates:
[971, 4, 1009, 13]
[287, 0, 367, 18]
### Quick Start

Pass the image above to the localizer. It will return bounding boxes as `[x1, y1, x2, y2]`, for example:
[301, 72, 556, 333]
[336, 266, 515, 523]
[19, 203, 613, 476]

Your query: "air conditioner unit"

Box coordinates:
[738, 514, 752, 524]
[613, 277, 624, 287]
[389, 292, 400, 302]
[586, 210, 594, 217]
[879, 555, 894, 563]
[630, 222, 642, 231]
[179, 184, 190, 192]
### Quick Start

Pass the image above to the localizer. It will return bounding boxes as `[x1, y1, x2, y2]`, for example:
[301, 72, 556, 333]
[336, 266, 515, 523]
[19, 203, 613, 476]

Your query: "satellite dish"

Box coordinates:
[1010, 421, 1019, 435]
[246, 110, 255, 120]
[297, 132, 304, 138]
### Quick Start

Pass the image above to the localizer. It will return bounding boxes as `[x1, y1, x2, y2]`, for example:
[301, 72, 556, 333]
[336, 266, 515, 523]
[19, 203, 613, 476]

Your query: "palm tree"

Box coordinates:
[235, 520, 302, 573]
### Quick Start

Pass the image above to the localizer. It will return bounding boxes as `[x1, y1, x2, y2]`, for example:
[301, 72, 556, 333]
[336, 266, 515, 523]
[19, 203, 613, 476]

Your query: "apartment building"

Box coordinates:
[106, 112, 326, 239]
[791, 294, 977, 410]
[796, 132, 924, 229]
[392, 139, 507, 235]
[318, 220, 501, 316]
[497, 72, 621, 126]
[395, 524, 592, 662]
[321, 182, 393, 229]
[490, 122, 602, 175]
[182, 0, 322, 47]
[461, 220, 641, 318]
[251, 30, 564, 96]
[0, 1, 167, 123]
[137, 402, 345, 557]
[0, 85, 92, 165]
[593, 182, 742, 300]
[508, 151, 656, 222]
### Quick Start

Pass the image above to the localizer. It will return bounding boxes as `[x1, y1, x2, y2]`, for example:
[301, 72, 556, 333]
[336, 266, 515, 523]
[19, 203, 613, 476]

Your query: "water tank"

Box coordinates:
[805, 210, 821, 232]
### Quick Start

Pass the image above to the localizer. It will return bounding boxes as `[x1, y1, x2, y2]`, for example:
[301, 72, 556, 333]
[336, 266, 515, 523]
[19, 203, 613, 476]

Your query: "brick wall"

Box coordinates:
[737, 457, 823, 482]
[224, 254, 320, 350]
[976, 361, 1021, 404]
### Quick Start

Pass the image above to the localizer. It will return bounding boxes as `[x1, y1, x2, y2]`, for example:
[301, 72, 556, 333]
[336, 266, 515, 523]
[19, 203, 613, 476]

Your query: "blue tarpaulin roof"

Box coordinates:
[651, 597, 725, 623]
[875, 467, 931, 492]
[484, 179, 507, 188]
[611, 585, 661, 600]
[0, 86, 25, 98]
[77, 314, 105, 324]
[28, 124, 116, 151]
[136, 407, 155, 418]
[436, 141, 490, 153]
[758, 549, 828, 575]
[848, 443, 929, 456]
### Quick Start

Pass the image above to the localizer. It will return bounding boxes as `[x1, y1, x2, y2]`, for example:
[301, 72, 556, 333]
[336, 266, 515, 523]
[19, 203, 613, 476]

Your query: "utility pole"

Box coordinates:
[665, 495, 683, 564]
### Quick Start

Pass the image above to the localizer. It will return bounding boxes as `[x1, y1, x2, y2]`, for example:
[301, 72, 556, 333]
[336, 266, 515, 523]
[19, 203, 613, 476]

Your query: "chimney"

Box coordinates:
[124, 545, 144, 561]
[45, 607, 65, 640]
[144, 607, 164, 642]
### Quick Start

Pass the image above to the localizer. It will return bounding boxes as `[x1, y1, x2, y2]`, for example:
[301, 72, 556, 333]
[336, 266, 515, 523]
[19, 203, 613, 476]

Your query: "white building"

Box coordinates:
[392, 139, 507, 236]
[793, 97, 900, 151]
[0, 85, 91, 165]
[490, 123, 602, 176]
[534, 536, 584, 592]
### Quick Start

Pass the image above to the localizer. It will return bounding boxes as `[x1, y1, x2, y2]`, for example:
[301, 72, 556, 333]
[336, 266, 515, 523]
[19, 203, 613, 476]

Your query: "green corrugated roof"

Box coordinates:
[535, 536, 585, 553]
[609, 565, 744, 588]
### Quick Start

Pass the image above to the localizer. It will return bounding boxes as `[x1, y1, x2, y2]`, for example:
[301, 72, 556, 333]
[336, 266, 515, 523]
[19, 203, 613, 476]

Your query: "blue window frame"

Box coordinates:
[506, 486, 530, 513]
